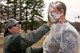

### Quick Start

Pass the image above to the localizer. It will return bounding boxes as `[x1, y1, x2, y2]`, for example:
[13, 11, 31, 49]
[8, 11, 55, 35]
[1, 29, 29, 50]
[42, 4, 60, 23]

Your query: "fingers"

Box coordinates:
[47, 15, 50, 21]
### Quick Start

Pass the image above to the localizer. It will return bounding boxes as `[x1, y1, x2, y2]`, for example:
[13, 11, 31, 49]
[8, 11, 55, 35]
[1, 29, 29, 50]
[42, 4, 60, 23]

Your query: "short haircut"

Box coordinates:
[55, 1, 67, 15]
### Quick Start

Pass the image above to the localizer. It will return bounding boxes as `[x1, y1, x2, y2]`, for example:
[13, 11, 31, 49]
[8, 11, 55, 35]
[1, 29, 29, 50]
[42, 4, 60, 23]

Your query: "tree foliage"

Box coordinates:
[0, 0, 45, 32]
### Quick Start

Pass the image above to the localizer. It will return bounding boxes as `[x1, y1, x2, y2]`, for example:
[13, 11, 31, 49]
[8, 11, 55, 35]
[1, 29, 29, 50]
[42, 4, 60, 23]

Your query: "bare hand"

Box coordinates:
[47, 17, 52, 27]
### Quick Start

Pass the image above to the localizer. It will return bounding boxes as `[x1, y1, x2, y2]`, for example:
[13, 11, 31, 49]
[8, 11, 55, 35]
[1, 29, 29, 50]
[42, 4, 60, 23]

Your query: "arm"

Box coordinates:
[31, 47, 43, 53]
[21, 24, 50, 49]
[58, 30, 78, 53]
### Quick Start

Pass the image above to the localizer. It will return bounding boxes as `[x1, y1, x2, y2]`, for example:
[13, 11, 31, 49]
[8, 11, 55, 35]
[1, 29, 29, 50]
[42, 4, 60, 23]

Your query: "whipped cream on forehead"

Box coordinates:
[49, 2, 61, 10]
[49, 2, 56, 9]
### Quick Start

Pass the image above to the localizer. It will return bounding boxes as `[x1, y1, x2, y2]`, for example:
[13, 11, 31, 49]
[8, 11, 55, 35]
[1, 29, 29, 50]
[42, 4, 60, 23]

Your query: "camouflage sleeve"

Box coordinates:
[58, 30, 78, 53]
[21, 24, 50, 49]
[30, 47, 43, 53]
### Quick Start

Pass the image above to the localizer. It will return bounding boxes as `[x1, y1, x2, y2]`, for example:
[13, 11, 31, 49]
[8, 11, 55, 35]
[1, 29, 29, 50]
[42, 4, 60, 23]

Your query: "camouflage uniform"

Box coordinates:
[4, 24, 50, 53]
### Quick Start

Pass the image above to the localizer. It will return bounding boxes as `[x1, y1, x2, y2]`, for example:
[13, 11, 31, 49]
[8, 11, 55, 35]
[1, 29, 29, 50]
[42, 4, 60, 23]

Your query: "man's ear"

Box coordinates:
[60, 9, 64, 15]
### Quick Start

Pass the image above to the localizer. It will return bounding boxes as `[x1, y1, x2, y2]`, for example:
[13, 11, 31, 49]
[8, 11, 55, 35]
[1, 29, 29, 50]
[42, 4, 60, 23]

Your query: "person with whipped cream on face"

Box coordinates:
[43, 1, 80, 53]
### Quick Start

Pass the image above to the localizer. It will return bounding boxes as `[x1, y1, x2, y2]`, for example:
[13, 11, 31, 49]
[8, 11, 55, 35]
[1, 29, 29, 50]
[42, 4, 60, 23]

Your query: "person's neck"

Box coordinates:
[60, 16, 66, 23]
[57, 18, 66, 24]
[59, 20, 65, 24]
